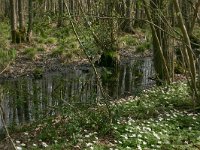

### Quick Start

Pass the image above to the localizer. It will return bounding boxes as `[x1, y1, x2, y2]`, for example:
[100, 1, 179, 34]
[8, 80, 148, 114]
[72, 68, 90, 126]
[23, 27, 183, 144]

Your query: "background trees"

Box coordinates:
[0, 0, 200, 102]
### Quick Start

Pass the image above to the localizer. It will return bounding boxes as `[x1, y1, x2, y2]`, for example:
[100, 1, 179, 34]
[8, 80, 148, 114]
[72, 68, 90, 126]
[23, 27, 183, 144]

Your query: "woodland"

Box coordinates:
[0, 0, 200, 150]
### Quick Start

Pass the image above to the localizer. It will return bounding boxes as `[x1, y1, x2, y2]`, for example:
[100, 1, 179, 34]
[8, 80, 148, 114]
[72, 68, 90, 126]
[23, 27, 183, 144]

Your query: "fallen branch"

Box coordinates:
[0, 61, 11, 75]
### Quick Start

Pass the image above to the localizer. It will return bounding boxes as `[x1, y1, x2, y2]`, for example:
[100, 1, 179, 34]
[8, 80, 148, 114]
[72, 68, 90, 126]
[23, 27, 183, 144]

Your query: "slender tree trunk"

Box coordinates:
[142, 0, 171, 84]
[18, 0, 26, 42]
[87, 0, 91, 14]
[189, 0, 200, 35]
[57, 0, 63, 27]
[69, 0, 74, 18]
[151, 0, 172, 84]
[182, 0, 191, 31]
[27, 0, 33, 42]
[4, 0, 9, 17]
[9, 0, 17, 43]
[134, 0, 140, 27]
[173, 0, 199, 102]
[122, 0, 134, 33]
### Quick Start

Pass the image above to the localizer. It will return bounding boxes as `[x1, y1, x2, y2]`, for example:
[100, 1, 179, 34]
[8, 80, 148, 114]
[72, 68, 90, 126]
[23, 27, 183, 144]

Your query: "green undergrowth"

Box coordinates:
[0, 20, 152, 67]
[3, 82, 200, 150]
[0, 22, 16, 69]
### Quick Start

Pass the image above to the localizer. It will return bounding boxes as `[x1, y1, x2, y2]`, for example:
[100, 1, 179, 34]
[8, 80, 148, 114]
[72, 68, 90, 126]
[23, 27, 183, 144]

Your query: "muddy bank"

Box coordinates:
[0, 47, 152, 79]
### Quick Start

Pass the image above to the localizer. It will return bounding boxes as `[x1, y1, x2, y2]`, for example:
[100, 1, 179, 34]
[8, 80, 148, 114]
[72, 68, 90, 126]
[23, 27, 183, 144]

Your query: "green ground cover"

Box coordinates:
[4, 82, 200, 150]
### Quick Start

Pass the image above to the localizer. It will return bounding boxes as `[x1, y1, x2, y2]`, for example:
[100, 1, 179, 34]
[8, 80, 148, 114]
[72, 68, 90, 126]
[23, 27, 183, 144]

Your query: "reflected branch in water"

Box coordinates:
[0, 89, 17, 150]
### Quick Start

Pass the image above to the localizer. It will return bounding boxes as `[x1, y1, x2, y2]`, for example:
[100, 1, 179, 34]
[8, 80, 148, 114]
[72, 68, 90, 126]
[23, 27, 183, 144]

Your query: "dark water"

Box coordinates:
[0, 57, 154, 128]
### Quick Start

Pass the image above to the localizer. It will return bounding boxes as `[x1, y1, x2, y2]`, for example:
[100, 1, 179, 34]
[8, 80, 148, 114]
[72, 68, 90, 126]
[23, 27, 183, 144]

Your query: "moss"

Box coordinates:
[0, 48, 16, 68]
[45, 37, 57, 44]
[97, 51, 120, 67]
[35, 37, 46, 44]
[136, 42, 150, 53]
[119, 35, 139, 47]
[51, 48, 64, 57]
[23, 47, 37, 60]
[174, 62, 184, 74]
[33, 67, 44, 79]
[37, 47, 45, 52]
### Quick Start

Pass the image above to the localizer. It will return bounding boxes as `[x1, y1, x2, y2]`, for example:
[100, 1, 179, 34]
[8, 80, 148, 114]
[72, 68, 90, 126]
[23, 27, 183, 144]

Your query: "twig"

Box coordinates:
[64, 2, 113, 122]
[0, 61, 11, 75]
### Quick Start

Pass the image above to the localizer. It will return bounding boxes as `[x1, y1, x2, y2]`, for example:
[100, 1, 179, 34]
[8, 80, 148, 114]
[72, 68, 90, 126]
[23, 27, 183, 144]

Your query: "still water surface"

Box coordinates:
[0, 57, 154, 128]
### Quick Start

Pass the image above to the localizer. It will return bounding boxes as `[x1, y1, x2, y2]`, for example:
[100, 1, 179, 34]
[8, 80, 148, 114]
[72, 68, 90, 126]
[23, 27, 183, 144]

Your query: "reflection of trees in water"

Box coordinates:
[0, 58, 154, 127]
[101, 67, 120, 99]
[132, 60, 144, 94]
[102, 59, 147, 98]
[125, 65, 132, 95]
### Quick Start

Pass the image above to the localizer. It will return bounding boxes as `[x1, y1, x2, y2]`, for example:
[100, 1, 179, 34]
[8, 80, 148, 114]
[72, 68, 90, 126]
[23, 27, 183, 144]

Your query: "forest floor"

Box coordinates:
[1, 82, 200, 150]
[1, 22, 200, 150]
[0, 22, 151, 79]
[0, 41, 152, 79]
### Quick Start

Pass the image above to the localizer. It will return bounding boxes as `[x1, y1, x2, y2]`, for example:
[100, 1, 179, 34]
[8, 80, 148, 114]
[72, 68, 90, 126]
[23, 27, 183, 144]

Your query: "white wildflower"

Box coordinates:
[137, 145, 142, 150]
[153, 132, 160, 140]
[21, 143, 26, 147]
[89, 146, 94, 150]
[130, 134, 136, 138]
[86, 143, 93, 147]
[16, 147, 22, 150]
[143, 141, 147, 145]
[85, 134, 90, 138]
[42, 142, 48, 147]
[24, 132, 28, 135]
[156, 145, 161, 148]
[54, 140, 58, 143]
[16, 140, 21, 144]
[138, 134, 142, 138]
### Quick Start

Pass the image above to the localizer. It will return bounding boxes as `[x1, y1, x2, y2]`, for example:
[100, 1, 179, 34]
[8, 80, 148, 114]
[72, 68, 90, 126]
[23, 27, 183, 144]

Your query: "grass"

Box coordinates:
[3, 82, 200, 150]
[0, 19, 152, 70]
[119, 35, 139, 47]
[0, 48, 16, 69]
[136, 41, 151, 53]
[45, 37, 57, 44]
[23, 47, 38, 60]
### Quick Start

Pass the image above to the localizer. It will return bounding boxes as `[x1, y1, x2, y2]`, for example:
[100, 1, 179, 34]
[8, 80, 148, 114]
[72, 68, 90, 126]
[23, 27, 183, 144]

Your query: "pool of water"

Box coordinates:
[0, 57, 154, 128]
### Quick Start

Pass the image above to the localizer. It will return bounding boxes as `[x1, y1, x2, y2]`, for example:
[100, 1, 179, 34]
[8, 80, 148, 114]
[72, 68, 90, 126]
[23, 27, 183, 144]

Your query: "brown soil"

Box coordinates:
[0, 44, 88, 79]
[0, 44, 152, 79]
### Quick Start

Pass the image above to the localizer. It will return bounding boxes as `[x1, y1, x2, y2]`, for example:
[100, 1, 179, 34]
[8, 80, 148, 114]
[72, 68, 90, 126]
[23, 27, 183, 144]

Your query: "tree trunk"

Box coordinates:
[142, 0, 171, 84]
[4, 0, 9, 17]
[98, 0, 119, 68]
[18, 0, 26, 42]
[122, 0, 134, 33]
[134, 0, 140, 27]
[9, 0, 17, 43]
[69, 0, 74, 16]
[173, 0, 199, 102]
[189, 0, 200, 35]
[27, 0, 33, 42]
[87, 0, 91, 14]
[182, 0, 191, 31]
